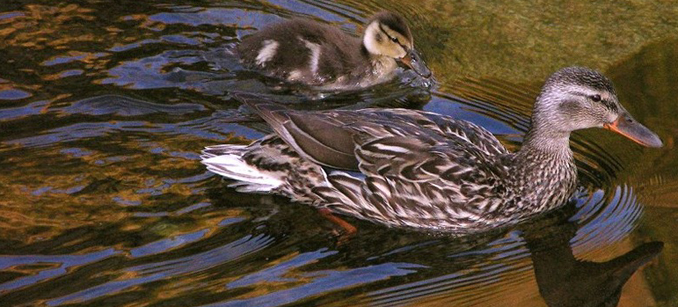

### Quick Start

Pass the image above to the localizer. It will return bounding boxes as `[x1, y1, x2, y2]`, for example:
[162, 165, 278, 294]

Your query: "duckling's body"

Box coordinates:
[202, 67, 662, 233]
[237, 12, 430, 90]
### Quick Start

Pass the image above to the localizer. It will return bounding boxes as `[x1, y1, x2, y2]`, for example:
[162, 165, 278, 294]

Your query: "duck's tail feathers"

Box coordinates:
[201, 145, 283, 193]
[201, 144, 247, 159]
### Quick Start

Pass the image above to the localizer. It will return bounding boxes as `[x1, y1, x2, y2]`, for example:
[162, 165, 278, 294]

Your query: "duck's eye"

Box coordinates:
[590, 94, 601, 102]
[389, 36, 398, 43]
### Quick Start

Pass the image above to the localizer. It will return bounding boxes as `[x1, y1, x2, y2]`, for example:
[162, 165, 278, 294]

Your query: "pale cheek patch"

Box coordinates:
[256, 40, 279, 66]
[362, 22, 382, 55]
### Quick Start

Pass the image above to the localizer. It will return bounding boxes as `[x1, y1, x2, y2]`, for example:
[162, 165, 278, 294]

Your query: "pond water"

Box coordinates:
[1, 1, 677, 306]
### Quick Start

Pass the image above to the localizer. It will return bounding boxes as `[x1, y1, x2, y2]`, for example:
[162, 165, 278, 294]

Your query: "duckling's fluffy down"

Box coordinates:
[237, 19, 369, 85]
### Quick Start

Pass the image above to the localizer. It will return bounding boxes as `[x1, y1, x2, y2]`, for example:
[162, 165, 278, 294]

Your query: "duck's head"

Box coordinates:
[362, 11, 431, 78]
[529, 67, 662, 148]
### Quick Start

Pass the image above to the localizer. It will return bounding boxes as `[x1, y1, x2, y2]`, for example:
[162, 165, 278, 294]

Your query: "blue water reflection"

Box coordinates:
[0, 249, 118, 293]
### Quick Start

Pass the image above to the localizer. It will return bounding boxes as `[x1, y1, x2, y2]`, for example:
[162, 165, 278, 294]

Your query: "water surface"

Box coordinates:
[0, 1, 676, 306]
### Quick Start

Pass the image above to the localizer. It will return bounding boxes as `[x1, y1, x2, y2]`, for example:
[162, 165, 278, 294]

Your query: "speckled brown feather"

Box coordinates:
[233, 93, 526, 231]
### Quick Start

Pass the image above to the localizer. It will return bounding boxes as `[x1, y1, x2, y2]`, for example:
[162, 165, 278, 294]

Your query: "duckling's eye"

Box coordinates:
[590, 94, 601, 102]
[389, 36, 398, 43]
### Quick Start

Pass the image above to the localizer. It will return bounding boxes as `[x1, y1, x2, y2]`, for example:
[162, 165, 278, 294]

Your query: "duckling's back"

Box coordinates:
[237, 18, 368, 86]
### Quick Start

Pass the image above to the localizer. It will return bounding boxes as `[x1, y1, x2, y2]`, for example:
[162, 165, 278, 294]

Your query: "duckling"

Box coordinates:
[202, 67, 662, 233]
[236, 11, 431, 90]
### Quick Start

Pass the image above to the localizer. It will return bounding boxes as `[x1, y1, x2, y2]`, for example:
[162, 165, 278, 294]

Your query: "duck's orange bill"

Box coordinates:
[400, 49, 432, 78]
[604, 114, 663, 148]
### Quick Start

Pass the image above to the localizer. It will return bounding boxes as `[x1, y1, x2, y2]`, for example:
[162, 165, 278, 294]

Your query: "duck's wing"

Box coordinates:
[239, 93, 507, 168]
[417, 111, 509, 157]
[238, 95, 512, 229]
[239, 94, 365, 170]
[322, 114, 511, 230]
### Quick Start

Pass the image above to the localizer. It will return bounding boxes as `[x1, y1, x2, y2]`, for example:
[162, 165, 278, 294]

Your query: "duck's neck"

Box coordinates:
[520, 128, 573, 160]
[518, 105, 574, 161]
[498, 105, 579, 215]
[506, 126, 577, 215]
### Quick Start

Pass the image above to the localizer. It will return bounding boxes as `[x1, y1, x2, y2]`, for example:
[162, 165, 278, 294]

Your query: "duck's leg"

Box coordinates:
[318, 208, 357, 240]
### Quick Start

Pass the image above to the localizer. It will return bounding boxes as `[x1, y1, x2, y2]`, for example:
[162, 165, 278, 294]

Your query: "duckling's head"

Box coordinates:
[362, 11, 431, 78]
[529, 67, 662, 148]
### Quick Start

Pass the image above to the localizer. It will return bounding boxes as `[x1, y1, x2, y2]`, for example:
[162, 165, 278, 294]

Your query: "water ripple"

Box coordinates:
[0, 0, 670, 306]
[47, 234, 276, 306]
[0, 249, 118, 293]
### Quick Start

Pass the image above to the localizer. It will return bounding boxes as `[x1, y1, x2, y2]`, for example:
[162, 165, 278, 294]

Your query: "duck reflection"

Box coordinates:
[520, 205, 663, 307]
[350, 200, 663, 307]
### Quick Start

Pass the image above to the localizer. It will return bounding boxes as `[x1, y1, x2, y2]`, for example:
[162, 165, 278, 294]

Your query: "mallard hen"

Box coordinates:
[202, 67, 662, 233]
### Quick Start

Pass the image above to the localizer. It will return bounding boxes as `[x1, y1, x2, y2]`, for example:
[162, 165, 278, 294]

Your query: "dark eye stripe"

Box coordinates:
[575, 91, 618, 112]
[379, 24, 403, 46]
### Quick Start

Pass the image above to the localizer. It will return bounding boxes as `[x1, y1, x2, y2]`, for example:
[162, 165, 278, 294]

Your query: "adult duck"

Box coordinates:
[202, 67, 662, 233]
[236, 11, 431, 90]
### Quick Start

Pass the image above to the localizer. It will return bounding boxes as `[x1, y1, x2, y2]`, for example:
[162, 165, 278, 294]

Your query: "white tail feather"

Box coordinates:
[202, 154, 282, 192]
[201, 144, 247, 159]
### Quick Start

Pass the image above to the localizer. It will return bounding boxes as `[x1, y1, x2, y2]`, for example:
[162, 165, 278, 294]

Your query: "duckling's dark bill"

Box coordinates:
[400, 49, 431, 78]
[604, 113, 663, 148]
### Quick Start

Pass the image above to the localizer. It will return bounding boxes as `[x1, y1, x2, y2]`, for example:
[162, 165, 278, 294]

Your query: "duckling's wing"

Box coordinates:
[238, 19, 362, 82]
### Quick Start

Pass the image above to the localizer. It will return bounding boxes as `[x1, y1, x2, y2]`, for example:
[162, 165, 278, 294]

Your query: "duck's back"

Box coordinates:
[237, 19, 367, 85]
[237, 103, 515, 230]
[320, 110, 513, 230]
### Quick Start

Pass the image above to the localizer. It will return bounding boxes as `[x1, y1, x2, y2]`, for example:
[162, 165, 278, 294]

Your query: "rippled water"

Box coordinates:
[1, 1, 676, 306]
